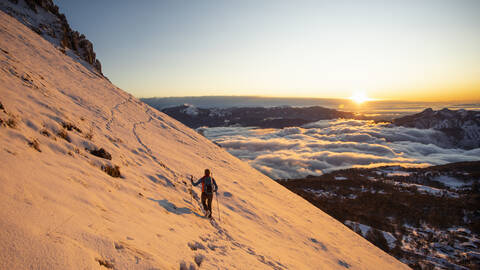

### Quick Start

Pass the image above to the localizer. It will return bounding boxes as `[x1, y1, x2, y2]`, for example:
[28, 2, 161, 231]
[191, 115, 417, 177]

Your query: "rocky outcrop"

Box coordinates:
[0, 0, 102, 74]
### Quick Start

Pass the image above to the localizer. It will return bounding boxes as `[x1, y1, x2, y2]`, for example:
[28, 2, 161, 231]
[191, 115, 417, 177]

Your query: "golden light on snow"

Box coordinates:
[349, 91, 372, 104]
[0, 9, 416, 270]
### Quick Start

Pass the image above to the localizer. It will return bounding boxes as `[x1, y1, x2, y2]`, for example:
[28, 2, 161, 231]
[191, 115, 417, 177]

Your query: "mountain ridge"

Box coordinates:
[393, 108, 480, 149]
[154, 104, 479, 151]
[0, 0, 102, 75]
[160, 104, 360, 129]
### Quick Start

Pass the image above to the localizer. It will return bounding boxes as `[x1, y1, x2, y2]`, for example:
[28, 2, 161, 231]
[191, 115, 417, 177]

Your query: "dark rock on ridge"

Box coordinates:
[0, 0, 102, 74]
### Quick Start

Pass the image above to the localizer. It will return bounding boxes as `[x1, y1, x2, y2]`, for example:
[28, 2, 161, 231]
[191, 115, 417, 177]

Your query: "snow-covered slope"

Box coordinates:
[0, 11, 408, 269]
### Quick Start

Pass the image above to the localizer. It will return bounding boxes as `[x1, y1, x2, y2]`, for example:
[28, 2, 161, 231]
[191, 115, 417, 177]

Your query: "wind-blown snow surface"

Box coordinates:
[0, 11, 407, 269]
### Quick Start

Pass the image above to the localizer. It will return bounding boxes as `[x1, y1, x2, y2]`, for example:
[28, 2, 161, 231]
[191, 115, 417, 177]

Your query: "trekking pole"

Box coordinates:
[216, 191, 221, 222]
[189, 175, 194, 206]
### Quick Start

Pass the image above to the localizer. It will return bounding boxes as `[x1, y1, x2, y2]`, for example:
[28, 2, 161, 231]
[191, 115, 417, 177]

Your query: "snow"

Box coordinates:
[0, 10, 408, 269]
[334, 176, 348, 180]
[0, 0, 59, 43]
[412, 184, 451, 196]
[386, 171, 411, 177]
[400, 224, 477, 269]
[433, 175, 470, 189]
[208, 108, 230, 118]
[303, 188, 336, 198]
[345, 221, 371, 237]
[448, 227, 471, 234]
[304, 188, 358, 200]
[382, 232, 397, 250]
[467, 251, 480, 260]
[344, 221, 396, 249]
[389, 181, 459, 198]
[182, 104, 199, 116]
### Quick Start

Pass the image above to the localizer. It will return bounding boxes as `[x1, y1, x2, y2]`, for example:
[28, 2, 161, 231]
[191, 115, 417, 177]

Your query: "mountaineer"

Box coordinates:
[191, 169, 218, 218]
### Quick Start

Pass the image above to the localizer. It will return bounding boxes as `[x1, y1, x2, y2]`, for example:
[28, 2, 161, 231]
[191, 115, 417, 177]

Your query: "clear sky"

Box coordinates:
[58, 0, 480, 101]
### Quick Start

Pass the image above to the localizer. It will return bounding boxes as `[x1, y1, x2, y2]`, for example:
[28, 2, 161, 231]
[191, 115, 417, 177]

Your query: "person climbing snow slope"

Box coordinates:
[191, 169, 218, 218]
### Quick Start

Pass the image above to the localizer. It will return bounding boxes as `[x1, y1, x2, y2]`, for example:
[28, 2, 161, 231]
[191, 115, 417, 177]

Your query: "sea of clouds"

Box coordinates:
[199, 119, 480, 179]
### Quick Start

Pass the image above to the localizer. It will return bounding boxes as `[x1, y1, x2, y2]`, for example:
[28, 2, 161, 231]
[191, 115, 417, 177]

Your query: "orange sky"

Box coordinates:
[61, 1, 480, 102]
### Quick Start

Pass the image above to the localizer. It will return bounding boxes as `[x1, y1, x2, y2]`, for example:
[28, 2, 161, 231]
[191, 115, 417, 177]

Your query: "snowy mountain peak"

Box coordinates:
[0, 0, 102, 74]
[393, 107, 480, 149]
[181, 104, 200, 116]
[0, 9, 408, 269]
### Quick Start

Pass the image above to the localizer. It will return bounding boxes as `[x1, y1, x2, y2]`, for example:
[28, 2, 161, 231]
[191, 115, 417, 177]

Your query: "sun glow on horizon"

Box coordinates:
[349, 91, 373, 104]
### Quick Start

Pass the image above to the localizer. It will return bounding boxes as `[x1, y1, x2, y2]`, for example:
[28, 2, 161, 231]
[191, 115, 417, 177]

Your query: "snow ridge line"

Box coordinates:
[187, 183, 286, 270]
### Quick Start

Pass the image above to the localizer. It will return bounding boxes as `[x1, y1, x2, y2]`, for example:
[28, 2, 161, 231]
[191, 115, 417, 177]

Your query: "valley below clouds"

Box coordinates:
[199, 119, 480, 179]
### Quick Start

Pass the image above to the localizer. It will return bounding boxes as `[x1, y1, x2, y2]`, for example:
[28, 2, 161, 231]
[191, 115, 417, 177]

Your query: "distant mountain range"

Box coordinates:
[393, 108, 480, 149]
[161, 104, 360, 129]
[141, 96, 348, 109]
[153, 104, 480, 150]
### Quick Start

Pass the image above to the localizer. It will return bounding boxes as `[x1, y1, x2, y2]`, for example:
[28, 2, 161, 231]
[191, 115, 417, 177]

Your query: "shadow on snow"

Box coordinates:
[147, 174, 175, 187]
[148, 198, 204, 218]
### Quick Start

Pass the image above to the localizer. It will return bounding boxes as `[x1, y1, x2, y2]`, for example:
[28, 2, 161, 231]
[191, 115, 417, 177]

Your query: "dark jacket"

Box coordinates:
[192, 176, 218, 194]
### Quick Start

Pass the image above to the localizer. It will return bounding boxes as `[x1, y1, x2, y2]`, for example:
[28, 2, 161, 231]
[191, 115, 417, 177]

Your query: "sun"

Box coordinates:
[349, 91, 372, 104]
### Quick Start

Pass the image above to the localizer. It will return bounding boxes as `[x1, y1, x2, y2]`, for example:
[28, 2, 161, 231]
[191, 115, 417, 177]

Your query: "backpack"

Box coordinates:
[204, 176, 213, 194]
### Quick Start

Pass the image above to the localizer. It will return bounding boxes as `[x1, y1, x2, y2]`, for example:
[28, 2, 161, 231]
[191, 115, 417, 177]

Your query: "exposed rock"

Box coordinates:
[102, 164, 121, 178]
[0, 0, 103, 75]
[89, 147, 112, 160]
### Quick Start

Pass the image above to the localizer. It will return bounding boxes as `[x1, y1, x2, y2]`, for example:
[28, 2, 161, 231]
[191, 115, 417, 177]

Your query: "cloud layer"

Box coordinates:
[199, 119, 480, 179]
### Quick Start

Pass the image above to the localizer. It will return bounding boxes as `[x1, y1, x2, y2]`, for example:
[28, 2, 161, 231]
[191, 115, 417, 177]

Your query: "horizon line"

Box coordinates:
[137, 95, 480, 104]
